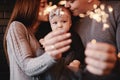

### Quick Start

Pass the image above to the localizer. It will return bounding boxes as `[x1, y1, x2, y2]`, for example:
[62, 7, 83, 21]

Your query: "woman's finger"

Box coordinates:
[44, 33, 71, 46]
[47, 45, 70, 56]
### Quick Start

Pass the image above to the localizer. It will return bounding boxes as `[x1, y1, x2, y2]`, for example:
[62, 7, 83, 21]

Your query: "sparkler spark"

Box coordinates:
[79, 14, 86, 18]
[60, 11, 65, 15]
[43, 5, 57, 15]
[108, 6, 113, 12]
[79, 4, 113, 32]
[39, 2, 57, 16]
[91, 39, 97, 44]
[103, 23, 109, 31]
[78, 4, 113, 43]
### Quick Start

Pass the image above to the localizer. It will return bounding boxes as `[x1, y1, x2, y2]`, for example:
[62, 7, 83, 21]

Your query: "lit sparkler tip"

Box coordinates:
[94, 8, 101, 13]
[93, 14, 101, 22]
[60, 11, 64, 15]
[79, 14, 86, 18]
[108, 6, 113, 12]
[103, 23, 110, 31]
[43, 5, 57, 15]
[91, 39, 97, 44]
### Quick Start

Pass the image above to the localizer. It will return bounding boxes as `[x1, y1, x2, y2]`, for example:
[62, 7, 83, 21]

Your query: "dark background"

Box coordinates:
[0, 0, 16, 80]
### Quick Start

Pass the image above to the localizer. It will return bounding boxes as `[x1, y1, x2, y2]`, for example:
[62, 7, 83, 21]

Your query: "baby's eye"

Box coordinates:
[62, 21, 67, 23]
[53, 22, 57, 24]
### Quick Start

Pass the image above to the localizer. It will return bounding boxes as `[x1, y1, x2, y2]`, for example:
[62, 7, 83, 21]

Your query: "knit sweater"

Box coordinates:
[6, 21, 56, 80]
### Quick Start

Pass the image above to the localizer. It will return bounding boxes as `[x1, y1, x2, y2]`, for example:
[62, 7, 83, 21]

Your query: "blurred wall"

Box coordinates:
[0, 0, 15, 80]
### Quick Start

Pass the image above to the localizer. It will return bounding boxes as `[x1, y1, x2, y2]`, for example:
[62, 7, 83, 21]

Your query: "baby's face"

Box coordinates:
[50, 10, 71, 32]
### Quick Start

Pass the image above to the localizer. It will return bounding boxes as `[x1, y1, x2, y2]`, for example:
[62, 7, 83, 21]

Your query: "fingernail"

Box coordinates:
[66, 33, 71, 37]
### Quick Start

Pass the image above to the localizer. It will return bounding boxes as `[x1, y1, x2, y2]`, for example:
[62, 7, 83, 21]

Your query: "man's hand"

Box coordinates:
[85, 42, 117, 75]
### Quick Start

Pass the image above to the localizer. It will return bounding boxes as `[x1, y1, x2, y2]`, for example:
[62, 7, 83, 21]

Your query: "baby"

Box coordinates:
[40, 6, 84, 80]
[49, 6, 82, 71]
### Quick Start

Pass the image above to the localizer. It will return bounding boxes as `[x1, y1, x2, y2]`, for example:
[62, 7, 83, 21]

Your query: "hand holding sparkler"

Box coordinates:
[85, 42, 117, 75]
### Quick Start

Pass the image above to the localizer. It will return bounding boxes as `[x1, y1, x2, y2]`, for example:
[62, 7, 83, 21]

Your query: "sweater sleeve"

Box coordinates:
[6, 21, 56, 76]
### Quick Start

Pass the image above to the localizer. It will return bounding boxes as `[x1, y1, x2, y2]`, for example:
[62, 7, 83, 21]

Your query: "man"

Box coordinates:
[65, 0, 120, 80]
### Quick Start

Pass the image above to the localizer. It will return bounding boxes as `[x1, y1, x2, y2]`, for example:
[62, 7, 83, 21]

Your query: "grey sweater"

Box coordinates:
[6, 21, 56, 80]
[74, 1, 120, 52]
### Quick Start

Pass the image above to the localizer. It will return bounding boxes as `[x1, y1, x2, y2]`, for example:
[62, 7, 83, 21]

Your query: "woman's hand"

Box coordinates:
[85, 42, 117, 75]
[40, 30, 72, 60]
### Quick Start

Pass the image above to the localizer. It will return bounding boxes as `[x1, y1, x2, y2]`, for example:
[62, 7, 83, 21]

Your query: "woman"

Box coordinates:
[3, 0, 72, 80]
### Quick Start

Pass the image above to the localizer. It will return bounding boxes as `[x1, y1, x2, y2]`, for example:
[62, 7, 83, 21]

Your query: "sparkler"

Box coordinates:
[43, 5, 57, 15]
[42, 0, 68, 16]
[91, 39, 97, 44]
[79, 4, 113, 44]
[39, 2, 57, 16]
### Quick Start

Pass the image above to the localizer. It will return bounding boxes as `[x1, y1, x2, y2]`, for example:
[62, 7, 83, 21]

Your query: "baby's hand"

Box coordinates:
[67, 60, 80, 72]
[39, 38, 45, 48]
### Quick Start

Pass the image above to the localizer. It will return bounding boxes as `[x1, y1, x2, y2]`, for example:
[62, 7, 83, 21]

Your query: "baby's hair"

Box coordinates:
[49, 6, 71, 20]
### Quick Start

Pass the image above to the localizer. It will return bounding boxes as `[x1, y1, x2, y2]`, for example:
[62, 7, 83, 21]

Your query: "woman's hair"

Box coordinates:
[3, 0, 40, 63]
[8, 0, 40, 27]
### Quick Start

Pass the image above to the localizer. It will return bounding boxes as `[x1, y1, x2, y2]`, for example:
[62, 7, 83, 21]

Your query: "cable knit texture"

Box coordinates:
[6, 21, 56, 80]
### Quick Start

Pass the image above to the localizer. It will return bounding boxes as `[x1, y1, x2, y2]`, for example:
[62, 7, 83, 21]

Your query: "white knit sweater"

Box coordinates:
[6, 21, 56, 80]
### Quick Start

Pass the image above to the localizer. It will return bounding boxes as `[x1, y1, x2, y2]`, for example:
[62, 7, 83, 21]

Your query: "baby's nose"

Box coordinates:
[57, 23, 62, 28]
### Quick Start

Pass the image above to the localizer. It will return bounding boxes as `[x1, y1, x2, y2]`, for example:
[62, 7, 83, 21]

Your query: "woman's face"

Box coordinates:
[65, 0, 89, 16]
[38, 0, 49, 21]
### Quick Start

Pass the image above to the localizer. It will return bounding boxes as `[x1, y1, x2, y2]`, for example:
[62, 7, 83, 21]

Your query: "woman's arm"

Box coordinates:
[6, 21, 56, 76]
